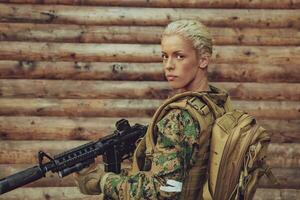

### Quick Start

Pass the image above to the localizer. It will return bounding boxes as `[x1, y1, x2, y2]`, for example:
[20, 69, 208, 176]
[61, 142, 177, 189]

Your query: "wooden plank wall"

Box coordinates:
[0, 0, 299, 199]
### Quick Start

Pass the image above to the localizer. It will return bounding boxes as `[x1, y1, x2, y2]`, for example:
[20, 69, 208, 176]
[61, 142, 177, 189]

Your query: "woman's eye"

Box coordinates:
[161, 54, 168, 60]
[176, 54, 185, 59]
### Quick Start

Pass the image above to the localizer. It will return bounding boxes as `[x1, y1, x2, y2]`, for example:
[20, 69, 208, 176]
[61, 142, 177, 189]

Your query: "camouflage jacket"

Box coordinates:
[103, 108, 200, 200]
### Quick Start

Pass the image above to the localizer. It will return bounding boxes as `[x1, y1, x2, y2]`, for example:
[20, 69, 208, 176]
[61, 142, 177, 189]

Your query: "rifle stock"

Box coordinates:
[0, 119, 147, 195]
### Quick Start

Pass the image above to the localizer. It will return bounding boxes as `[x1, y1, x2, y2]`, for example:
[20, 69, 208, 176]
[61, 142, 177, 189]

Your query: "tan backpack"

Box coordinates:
[204, 109, 277, 200]
[201, 97, 278, 200]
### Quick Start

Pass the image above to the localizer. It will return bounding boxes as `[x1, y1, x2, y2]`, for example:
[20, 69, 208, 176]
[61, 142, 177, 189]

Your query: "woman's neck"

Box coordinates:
[193, 78, 210, 92]
[185, 75, 210, 92]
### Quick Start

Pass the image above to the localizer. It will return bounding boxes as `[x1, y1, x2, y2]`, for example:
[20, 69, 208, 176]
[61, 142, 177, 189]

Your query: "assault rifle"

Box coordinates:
[0, 119, 147, 195]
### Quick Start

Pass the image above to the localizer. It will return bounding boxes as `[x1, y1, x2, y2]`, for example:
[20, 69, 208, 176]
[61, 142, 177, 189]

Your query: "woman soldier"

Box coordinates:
[74, 19, 231, 200]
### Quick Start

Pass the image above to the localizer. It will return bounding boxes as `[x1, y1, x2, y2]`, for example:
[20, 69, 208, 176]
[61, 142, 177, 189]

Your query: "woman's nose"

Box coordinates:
[165, 58, 175, 70]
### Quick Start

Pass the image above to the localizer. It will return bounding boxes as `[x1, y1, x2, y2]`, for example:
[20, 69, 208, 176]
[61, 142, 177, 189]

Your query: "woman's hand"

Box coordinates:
[73, 163, 105, 195]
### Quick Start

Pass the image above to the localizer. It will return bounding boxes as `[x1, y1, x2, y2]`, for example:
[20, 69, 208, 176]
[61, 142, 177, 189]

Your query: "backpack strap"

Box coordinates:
[263, 163, 280, 186]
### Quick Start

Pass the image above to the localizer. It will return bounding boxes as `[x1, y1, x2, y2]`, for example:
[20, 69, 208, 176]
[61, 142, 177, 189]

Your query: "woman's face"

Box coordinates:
[161, 34, 207, 91]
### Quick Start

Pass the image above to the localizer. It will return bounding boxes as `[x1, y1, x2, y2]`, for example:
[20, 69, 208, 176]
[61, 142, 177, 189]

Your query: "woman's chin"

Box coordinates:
[168, 83, 179, 89]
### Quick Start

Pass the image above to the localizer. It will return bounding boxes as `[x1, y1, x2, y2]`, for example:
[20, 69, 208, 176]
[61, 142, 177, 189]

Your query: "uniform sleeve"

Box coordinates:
[103, 109, 200, 200]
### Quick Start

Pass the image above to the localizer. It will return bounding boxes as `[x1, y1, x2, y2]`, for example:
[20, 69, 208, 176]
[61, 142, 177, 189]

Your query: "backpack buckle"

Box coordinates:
[187, 97, 210, 116]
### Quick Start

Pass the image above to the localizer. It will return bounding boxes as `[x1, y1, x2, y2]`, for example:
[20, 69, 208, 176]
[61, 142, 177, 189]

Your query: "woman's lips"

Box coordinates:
[166, 75, 177, 81]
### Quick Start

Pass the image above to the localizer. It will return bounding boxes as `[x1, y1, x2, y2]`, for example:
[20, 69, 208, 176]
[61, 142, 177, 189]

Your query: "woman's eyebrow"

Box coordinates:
[161, 50, 184, 55]
[173, 50, 184, 54]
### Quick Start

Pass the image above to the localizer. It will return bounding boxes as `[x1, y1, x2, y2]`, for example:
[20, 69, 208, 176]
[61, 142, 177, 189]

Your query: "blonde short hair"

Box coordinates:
[163, 19, 213, 57]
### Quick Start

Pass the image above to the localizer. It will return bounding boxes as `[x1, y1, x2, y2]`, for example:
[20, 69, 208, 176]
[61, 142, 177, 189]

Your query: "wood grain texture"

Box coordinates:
[0, 165, 298, 189]
[0, 42, 161, 62]
[0, 42, 299, 65]
[1, 23, 300, 46]
[233, 100, 300, 120]
[254, 188, 300, 200]
[0, 79, 170, 99]
[1, 61, 299, 83]
[0, 116, 299, 142]
[1, 79, 300, 100]
[1, 0, 300, 8]
[0, 116, 148, 140]
[0, 187, 299, 200]
[0, 98, 298, 120]
[0, 98, 161, 117]
[0, 141, 299, 167]
[0, 61, 165, 81]
[0, 187, 100, 200]
[0, 4, 299, 28]
[0, 23, 163, 44]
[0, 0, 298, 199]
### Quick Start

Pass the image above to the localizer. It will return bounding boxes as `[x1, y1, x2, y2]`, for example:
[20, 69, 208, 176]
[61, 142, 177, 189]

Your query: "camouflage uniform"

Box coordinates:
[103, 108, 200, 200]
[76, 86, 230, 200]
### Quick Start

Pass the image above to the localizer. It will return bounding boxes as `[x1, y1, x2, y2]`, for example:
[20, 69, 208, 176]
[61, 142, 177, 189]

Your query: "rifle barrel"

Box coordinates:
[0, 166, 45, 194]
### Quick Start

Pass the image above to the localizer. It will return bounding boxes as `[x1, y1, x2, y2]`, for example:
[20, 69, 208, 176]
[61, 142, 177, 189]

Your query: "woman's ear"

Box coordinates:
[198, 55, 209, 69]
